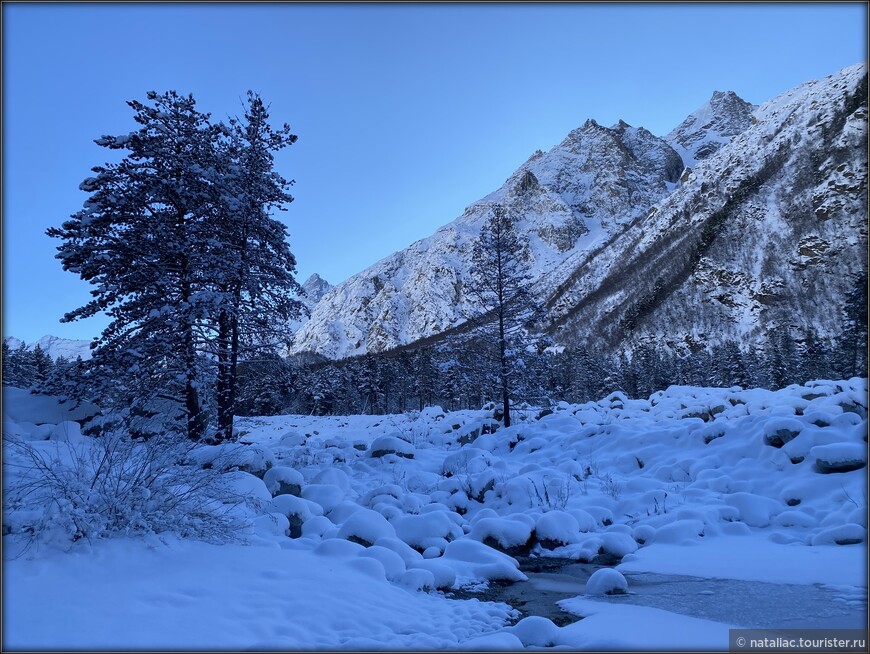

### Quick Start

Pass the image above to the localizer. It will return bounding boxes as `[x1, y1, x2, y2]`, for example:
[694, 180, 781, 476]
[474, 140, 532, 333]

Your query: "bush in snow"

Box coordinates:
[3, 427, 253, 547]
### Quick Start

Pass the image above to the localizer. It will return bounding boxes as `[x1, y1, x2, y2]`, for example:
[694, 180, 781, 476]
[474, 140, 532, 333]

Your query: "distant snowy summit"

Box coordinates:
[6, 274, 334, 362]
[292, 62, 867, 360]
[301, 273, 333, 307]
[666, 90, 756, 168]
[4, 335, 92, 360]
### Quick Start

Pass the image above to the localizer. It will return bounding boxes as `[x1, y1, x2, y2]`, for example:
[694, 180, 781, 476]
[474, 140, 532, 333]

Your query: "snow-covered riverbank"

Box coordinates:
[4, 379, 867, 649]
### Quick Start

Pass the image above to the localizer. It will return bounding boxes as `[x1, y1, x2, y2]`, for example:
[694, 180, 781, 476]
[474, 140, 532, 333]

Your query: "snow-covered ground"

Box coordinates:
[3, 379, 867, 650]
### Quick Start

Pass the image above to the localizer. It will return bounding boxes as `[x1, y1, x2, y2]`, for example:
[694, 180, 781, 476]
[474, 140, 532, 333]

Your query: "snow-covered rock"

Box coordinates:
[584, 568, 629, 595]
[262, 466, 303, 497]
[369, 435, 414, 459]
[811, 442, 867, 473]
[337, 508, 397, 546]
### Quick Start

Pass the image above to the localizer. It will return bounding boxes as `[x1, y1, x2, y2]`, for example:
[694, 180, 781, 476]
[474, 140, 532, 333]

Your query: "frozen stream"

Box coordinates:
[452, 558, 868, 629]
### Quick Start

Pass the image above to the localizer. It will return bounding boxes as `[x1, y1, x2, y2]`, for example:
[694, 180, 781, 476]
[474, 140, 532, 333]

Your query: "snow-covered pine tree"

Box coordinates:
[465, 204, 535, 427]
[2, 342, 37, 388]
[210, 92, 304, 441]
[48, 91, 221, 440]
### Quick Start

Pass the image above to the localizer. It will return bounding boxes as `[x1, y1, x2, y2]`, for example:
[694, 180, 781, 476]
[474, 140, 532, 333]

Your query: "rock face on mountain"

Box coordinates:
[546, 63, 867, 354]
[4, 335, 93, 360]
[293, 63, 867, 361]
[666, 90, 756, 167]
[301, 274, 333, 307]
[293, 118, 684, 358]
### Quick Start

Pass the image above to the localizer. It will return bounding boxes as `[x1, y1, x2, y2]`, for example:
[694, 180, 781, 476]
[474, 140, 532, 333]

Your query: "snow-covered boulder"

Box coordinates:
[632, 524, 656, 545]
[811, 443, 867, 474]
[408, 559, 457, 589]
[598, 531, 638, 562]
[253, 512, 291, 538]
[233, 444, 275, 478]
[358, 545, 407, 581]
[311, 467, 352, 493]
[585, 568, 628, 595]
[314, 537, 365, 558]
[373, 537, 425, 566]
[810, 523, 866, 546]
[469, 516, 534, 556]
[507, 616, 562, 647]
[301, 515, 334, 539]
[369, 435, 414, 459]
[301, 484, 346, 513]
[277, 430, 306, 447]
[337, 508, 397, 547]
[569, 509, 598, 533]
[724, 493, 782, 528]
[394, 511, 461, 552]
[223, 471, 272, 505]
[762, 418, 804, 448]
[440, 539, 526, 584]
[262, 466, 303, 497]
[536, 511, 581, 548]
[399, 568, 436, 591]
[442, 448, 492, 476]
[189, 443, 274, 478]
[653, 519, 706, 544]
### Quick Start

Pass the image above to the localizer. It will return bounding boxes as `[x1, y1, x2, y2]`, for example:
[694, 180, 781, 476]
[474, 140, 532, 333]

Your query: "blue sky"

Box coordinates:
[3, 2, 867, 343]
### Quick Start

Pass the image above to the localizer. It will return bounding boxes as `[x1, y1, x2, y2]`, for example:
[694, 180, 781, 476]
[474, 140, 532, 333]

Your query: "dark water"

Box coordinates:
[450, 557, 868, 629]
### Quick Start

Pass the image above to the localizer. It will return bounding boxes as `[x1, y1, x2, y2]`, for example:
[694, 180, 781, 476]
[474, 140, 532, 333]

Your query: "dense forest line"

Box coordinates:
[10, 325, 863, 420]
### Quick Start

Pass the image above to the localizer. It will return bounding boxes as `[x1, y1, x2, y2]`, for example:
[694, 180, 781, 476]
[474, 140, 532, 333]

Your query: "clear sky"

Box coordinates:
[3, 2, 867, 343]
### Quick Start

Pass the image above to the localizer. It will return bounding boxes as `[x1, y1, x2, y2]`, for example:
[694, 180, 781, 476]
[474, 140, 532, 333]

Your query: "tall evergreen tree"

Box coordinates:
[465, 204, 534, 427]
[210, 92, 304, 440]
[48, 91, 302, 441]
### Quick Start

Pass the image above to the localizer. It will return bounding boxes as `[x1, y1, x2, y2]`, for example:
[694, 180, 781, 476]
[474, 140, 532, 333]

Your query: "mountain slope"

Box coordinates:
[545, 63, 867, 353]
[666, 90, 756, 167]
[3, 335, 93, 361]
[293, 63, 866, 361]
[293, 119, 684, 358]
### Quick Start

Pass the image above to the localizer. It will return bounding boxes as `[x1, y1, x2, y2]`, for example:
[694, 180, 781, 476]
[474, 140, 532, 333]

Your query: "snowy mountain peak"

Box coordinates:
[293, 108, 684, 359]
[301, 273, 333, 305]
[666, 89, 756, 168]
[3, 335, 93, 360]
[548, 62, 867, 355]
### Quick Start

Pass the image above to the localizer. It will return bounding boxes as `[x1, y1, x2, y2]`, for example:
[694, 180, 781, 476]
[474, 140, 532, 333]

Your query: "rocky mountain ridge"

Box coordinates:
[544, 62, 867, 355]
[295, 64, 867, 360]
[295, 66, 863, 361]
[3, 335, 93, 361]
[292, 107, 691, 358]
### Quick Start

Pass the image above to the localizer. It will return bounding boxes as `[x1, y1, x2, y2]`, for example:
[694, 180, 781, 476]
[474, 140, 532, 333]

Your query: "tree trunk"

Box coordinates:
[226, 310, 241, 441]
[499, 307, 511, 428]
[215, 309, 233, 442]
[178, 208, 206, 442]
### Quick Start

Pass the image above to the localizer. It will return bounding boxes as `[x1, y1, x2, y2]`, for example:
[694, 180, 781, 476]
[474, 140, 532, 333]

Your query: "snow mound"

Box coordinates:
[337, 508, 397, 546]
[441, 539, 527, 584]
[262, 466, 303, 496]
[585, 568, 629, 595]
